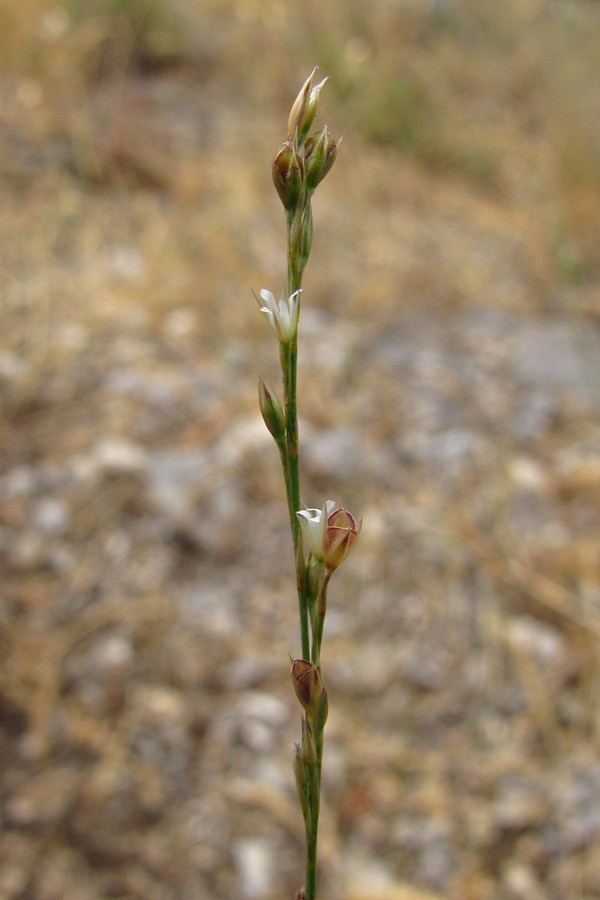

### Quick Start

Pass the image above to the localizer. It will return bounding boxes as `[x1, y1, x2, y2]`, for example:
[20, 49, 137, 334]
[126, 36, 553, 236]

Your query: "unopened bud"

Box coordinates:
[289, 204, 313, 273]
[287, 70, 314, 140]
[287, 68, 327, 144]
[293, 742, 310, 817]
[272, 141, 304, 211]
[323, 506, 360, 572]
[304, 126, 339, 191]
[291, 658, 328, 725]
[299, 76, 328, 144]
[291, 658, 320, 709]
[258, 379, 285, 442]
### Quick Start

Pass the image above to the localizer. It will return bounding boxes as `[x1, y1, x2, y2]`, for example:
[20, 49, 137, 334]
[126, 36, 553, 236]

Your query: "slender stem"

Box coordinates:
[304, 569, 330, 898]
[304, 721, 324, 900]
[281, 337, 301, 540]
[305, 828, 317, 900]
[282, 166, 325, 899]
[310, 572, 331, 666]
[280, 331, 310, 661]
[280, 204, 312, 662]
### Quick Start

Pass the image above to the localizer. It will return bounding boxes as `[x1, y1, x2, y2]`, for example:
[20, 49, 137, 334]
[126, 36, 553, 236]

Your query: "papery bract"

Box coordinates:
[258, 378, 285, 442]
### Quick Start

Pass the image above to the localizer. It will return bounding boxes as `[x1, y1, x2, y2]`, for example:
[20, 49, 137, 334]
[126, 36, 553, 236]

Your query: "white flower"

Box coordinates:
[296, 500, 336, 559]
[258, 288, 301, 343]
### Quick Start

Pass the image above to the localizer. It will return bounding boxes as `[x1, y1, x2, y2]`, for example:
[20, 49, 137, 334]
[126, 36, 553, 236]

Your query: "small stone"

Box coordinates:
[508, 457, 548, 492]
[236, 691, 288, 752]
[9, 532, 47, 571]
[493, 777, 548, 830]
[32, 497, 70, 536]
[67, 631, 134, 687]
[222, 655, 273, 689]
[304, 426, 362, 479]
[502, 861, 546, 899]
[104, 244, 146, 283]
[0, 350, 26, 382]
[5, 768, 80, 826]
[506, 616, 565, 667]
[234, 837, 273, 899]
[163, 307, 196, 338]
[1, 465, 37, 497]
[94, 438, 149, 475]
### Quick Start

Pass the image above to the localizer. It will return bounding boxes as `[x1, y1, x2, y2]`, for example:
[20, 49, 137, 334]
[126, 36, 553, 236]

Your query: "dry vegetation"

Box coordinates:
[1, 1, 600, 898]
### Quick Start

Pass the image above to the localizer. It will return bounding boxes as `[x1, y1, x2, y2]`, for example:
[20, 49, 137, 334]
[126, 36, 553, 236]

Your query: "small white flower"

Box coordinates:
[296, 500, 336, 559]
[258, 288, 301, 343]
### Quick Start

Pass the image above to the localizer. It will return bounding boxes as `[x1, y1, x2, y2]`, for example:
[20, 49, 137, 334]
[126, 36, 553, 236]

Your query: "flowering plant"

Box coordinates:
[256, 71, 360, 900]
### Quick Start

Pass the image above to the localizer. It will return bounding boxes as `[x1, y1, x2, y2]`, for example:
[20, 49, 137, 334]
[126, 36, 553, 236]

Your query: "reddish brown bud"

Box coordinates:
[272, 141, 304, 211]
[291, 659, 328, 725]
[323, 506, 360, 572]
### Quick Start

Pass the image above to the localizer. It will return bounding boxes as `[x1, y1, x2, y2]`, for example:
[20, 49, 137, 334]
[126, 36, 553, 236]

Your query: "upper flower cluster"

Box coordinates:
[272, 69, 340, 213]
[297, 500, 361, 572]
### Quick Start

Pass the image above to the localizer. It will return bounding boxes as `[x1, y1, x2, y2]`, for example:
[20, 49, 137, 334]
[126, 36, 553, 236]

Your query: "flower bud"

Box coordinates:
[258, 378, 285, 442]
[291, 658, 328, 726]
[272, 141, 304, 211]
[304, 126, 339, 191]
[293, 742, 310, 817]
[298, 76, 328, 144]
[286, 68, 328, 144]
[287, 69, 314, 140]
[323, 506, 361, 572]
[288, 204, 313, 274]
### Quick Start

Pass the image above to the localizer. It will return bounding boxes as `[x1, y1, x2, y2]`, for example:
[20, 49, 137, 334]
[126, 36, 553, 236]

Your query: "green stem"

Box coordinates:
[304, 571, 329, 898]
[281, 203, 313, 662]
[280, 336, 310, 662]
[284, 195, 322, 897]
[304, 723, 324, 900]
[310, 572, 330, 666]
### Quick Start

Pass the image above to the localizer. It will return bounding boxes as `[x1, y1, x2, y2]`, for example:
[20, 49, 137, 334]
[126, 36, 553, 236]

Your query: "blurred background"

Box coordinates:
[1, 1, 600, 898]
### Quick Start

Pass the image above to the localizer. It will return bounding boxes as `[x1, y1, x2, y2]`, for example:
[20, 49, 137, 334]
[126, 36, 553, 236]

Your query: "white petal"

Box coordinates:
[296, 507, 325, 558]
[297, 508, 322, 524]
[259, 288, 276, 308]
